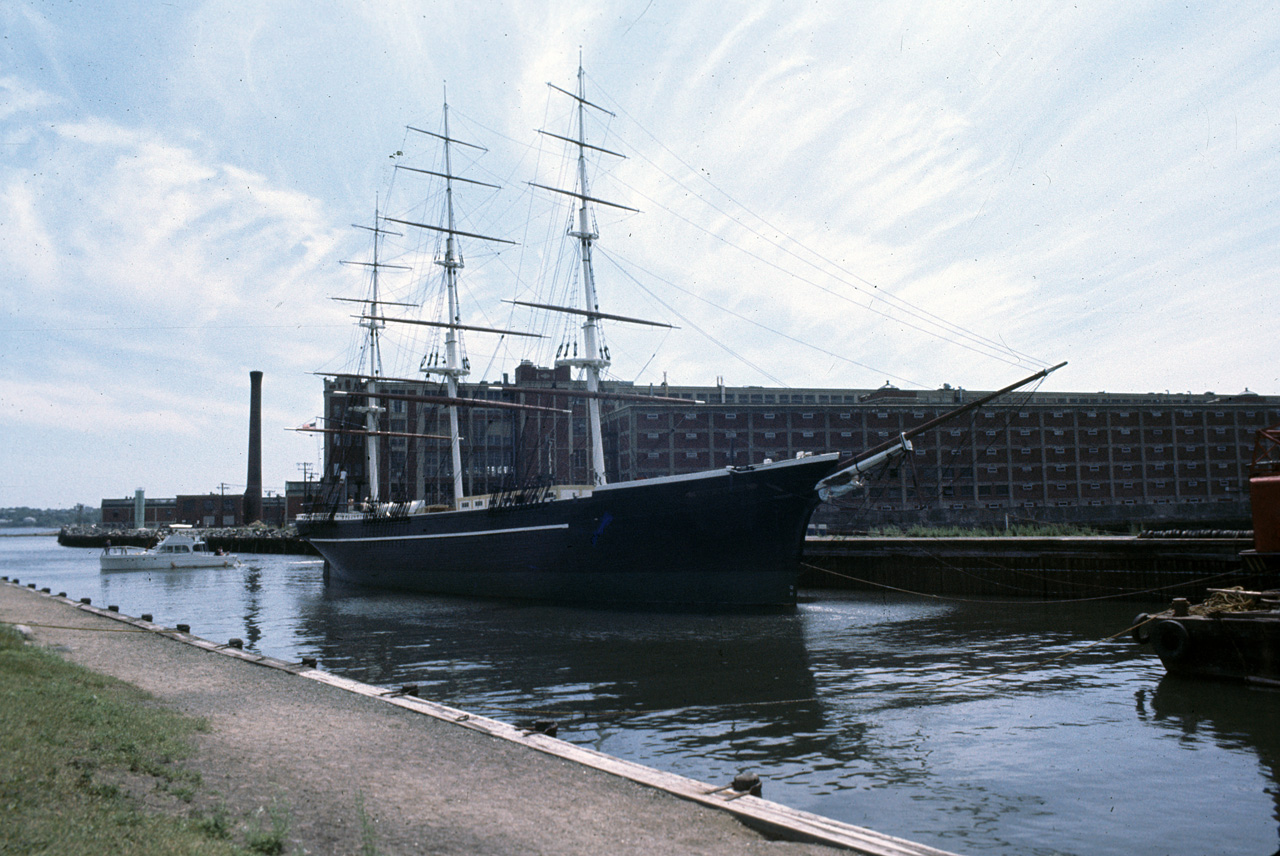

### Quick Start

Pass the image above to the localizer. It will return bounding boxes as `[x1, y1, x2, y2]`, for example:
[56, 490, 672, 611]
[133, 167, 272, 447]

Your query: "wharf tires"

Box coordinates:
[1132, 613, 1153, 644]
[1153, 620, 1192, 663]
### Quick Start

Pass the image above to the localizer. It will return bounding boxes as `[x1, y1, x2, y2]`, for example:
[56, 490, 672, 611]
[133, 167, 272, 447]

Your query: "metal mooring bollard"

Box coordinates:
[79, 597, 90, 604]
[732, 772, 763, 797]
[141, 614, 153, 622]
[176, 624, 190, 633]
[108, 605, 119, 612]
[301, 656, 318, 668]
[228, 638, 244, 649]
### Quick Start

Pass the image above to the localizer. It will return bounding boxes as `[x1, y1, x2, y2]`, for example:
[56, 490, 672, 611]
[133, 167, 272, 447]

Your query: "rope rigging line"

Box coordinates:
[452, 693, 821, 725]
[597, 250, 789, 387]
[928, 615, 1161, 693]
[586, 73, 1046, 372]
[801, 560, 1248, 604]
[818, 379, 1049, 527]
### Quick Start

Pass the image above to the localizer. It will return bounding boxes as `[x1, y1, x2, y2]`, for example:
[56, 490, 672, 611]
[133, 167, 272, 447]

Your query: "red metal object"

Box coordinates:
[1249, 425, 1280, 552]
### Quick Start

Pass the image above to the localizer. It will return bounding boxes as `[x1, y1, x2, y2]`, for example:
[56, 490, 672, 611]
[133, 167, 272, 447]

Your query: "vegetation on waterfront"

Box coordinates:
[862, 522, 1111, 537]
[1, 505, 100, 528]
[0, 623, 251, 854]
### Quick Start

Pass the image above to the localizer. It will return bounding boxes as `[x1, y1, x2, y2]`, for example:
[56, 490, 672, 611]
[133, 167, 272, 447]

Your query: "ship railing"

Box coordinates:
[296, 511, 367, 522]
[358, 501, 419, 521]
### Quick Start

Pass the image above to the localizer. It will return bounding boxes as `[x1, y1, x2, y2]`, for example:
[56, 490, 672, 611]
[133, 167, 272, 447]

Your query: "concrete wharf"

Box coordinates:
[1, 579, 957, 856]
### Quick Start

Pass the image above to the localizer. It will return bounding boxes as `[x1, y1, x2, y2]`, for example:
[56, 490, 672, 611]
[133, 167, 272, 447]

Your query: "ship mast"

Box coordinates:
[537, 64, 631, 486]
[338, 201, 409, 503]
[436, 99, 467, 504]
[528, 64, 665, 487]
[570, 65, 608, 485]
[384, 93, 517, 508]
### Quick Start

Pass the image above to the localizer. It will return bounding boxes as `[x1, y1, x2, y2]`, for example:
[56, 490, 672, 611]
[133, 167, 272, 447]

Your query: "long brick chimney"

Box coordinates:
[243, 370, 263, 523]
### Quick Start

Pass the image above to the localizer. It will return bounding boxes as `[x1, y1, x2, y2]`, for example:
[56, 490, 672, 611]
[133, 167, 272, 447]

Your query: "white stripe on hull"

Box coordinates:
[309, 522, 570, 545]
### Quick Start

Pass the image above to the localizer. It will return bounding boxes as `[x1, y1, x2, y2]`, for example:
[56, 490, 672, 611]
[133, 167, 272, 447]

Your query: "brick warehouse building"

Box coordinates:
[315, 362, 1280, 531]
[101, 488, 307, 529]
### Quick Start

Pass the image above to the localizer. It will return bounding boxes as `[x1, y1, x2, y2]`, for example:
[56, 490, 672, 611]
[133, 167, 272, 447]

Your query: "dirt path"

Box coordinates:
[1, 582, 881, 855]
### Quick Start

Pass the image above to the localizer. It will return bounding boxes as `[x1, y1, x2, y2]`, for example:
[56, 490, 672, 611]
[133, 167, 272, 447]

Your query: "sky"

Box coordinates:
[2, 1, 1278, 509]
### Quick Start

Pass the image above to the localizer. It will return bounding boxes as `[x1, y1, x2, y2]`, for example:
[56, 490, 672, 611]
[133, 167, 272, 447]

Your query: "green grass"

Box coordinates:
[355, 791, 381, 856]
[0, 623, 252, 855]
[244, 796, 291, 855]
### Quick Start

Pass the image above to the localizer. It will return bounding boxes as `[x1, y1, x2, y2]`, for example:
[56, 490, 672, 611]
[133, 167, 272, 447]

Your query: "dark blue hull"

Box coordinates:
[296, 454, 840, 609]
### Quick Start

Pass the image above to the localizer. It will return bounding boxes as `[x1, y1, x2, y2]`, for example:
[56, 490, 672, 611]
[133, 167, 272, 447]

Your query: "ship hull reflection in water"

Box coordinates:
[297, 582, 822, 750]
[4, 539, 1276, 856]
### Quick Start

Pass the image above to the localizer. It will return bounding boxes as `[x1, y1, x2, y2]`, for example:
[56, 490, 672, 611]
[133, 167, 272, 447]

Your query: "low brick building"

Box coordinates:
[176, 494, 243, 528]
[100, 496, 176, 528]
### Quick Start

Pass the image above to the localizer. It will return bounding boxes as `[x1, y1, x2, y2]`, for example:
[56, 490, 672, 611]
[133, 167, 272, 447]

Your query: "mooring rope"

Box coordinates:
[812, 535, 1236, 596]
[904, 541, 1166, 595]
[464, 694, 820, 724]
[929, 614, 1160, 692]
[801, 560, 1246, 605]
[484, 614, 1168, 719]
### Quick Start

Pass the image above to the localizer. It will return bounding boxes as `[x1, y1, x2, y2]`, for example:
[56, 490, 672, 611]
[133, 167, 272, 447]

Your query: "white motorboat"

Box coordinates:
[99, 533, 238, 571]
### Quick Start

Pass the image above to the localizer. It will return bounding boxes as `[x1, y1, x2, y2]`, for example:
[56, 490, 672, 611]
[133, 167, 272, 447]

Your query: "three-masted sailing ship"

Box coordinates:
[295, 67, 1062, 609]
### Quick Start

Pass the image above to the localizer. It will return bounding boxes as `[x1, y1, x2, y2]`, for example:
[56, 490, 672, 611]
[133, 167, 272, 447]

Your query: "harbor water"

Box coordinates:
[3, 532, 1276, 855]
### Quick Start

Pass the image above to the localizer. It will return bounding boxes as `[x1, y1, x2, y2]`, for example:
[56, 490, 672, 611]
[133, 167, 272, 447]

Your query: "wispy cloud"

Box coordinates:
[2, 0, 1278, 506]
[0, 97, 352, 504]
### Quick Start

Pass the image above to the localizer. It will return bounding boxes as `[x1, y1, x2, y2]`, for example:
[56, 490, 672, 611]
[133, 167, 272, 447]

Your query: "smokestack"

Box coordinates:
[243, 371, 263, 524]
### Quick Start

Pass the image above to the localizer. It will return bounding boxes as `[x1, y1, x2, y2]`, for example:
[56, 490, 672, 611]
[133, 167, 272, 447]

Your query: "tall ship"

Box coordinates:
[295, 67, 1061, 609]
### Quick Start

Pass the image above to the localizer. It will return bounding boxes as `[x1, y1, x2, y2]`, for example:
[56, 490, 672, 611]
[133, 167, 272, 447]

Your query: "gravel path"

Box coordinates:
[1, 582, 859, 856]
